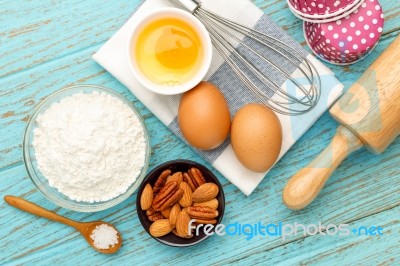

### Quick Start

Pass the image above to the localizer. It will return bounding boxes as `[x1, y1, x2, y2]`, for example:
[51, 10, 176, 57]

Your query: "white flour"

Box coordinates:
[33, 91, 147, 202]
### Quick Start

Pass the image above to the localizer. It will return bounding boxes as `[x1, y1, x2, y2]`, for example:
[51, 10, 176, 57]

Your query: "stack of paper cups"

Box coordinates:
[288, 0, 384, 64]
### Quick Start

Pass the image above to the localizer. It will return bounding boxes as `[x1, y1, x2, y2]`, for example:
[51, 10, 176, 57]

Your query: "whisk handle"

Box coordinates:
[282, 125, 364, 210]
[169, 0, 200, 13]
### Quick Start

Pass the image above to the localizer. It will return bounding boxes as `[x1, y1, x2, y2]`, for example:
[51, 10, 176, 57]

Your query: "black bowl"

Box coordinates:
[136, 160, 225, 247]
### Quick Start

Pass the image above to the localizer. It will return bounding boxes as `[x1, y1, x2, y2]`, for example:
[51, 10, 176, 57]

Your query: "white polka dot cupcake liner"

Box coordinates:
[287, 0, 362, 20]
[304, 0, 384, 65]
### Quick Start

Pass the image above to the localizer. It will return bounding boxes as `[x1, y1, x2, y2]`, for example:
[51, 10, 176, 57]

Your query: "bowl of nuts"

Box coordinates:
[136, 160, 225, 246]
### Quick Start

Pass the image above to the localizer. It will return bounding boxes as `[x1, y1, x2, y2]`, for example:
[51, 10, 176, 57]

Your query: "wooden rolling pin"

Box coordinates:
[283, 36, 400, 210]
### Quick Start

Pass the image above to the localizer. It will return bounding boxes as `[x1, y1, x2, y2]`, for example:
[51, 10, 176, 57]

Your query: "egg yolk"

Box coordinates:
[134, 18, 203, 86]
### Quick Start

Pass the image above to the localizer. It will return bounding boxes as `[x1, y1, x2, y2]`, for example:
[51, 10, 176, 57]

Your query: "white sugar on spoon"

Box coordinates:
[90, 224, 120, 250]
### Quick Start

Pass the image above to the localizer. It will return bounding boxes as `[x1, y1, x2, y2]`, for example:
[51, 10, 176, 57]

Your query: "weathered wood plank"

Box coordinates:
[0, 0, 398, 79]
[0, 0, 399, 264]
[232, 206, 400, 265]
[0, 0, 142, 78]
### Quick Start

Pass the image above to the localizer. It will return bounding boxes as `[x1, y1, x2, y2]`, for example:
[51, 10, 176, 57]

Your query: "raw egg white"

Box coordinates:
[231, 104, 282, 173]
[178, 81, 230, 150]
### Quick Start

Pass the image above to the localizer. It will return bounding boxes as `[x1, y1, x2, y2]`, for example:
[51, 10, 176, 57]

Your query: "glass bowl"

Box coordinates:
[23, 85, 150, 212]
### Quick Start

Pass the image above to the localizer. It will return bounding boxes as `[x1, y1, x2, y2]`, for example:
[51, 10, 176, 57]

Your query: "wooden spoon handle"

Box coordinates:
[4, 195, 80, 229]
[282, 125, 364, 210]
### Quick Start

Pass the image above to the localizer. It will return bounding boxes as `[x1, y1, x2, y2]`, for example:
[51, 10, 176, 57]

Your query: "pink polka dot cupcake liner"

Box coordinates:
[304, 0, 384, 64]
[288, 0, 365, 23]
[287, 0, 362, 19]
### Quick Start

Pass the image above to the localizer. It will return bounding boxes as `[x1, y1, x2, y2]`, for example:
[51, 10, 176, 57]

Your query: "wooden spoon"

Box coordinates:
[4, 195, 122, 254]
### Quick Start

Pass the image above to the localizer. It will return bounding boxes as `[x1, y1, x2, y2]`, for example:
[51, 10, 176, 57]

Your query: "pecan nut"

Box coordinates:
[146, 207, 157, 216]
[153, 169, 171, 195]
[189, 167, 206, 187]
[161, 189, 183, 211]
[183, 172, 196, 191]
[148, 212, 164, 222]
[186, 206, 218, 219]
[152, 181, 184, 211]
[183, 168, 206, 191]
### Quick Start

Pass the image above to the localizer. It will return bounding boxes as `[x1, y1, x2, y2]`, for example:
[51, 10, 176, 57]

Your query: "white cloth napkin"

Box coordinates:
[93, 0, 343, 195]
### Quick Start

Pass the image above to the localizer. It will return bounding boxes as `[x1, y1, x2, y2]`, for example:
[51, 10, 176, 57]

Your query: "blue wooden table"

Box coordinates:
[1, 0, 399, 265]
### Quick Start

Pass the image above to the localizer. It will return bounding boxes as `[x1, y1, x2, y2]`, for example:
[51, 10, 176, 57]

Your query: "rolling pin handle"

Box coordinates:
[282, 125, 364, 210]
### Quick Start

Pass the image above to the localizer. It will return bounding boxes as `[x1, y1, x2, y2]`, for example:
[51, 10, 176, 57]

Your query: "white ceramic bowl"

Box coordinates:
[127, 7, 212, 95]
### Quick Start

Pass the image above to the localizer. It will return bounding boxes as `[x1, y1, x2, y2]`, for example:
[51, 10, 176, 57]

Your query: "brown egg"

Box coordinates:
[231, 104, 282, 173]
[178, 81, 230, 150]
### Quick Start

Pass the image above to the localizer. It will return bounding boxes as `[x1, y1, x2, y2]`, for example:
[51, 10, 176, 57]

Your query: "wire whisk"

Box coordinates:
[171, 0, 321, 115]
